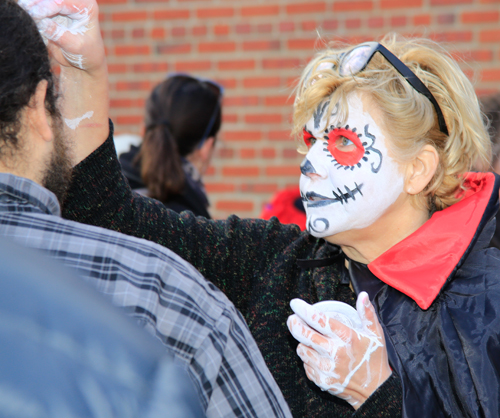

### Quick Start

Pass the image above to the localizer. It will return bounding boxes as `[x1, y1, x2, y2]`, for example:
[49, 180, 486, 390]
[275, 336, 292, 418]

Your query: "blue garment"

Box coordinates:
[0, 173, 291, 418]
[349, 172, 500, 418]
[0, 237, 204, 418]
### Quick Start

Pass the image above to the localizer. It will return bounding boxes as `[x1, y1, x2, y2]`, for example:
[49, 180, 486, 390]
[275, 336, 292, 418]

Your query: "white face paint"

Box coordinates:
[300, 92, 405, 238]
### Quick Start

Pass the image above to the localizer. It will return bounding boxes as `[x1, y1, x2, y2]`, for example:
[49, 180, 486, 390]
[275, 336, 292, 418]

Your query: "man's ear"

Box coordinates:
[26, 80, 53, 143]
[404, 144, 439, 195]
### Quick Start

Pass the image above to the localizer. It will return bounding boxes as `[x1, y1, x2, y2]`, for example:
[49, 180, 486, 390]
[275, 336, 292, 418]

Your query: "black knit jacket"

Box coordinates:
[62, 130, 402, 418]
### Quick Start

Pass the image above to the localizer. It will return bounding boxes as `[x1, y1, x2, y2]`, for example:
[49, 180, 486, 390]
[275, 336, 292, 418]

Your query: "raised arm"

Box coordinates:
[20, 0, 109, 165]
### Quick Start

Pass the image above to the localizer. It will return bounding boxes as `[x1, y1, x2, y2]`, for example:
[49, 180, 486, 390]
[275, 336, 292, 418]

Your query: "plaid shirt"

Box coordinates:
[0, 173, 292, 418]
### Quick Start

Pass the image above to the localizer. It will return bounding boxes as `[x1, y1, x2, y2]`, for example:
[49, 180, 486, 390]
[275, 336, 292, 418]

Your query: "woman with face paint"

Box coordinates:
[64, 34, 500, 418]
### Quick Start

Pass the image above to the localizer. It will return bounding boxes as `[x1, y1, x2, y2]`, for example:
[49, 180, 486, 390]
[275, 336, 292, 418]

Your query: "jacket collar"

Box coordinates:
[368, 172, 500, 310]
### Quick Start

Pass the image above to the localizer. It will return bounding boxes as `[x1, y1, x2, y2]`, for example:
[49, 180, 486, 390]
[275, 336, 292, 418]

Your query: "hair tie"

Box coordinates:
[146, 120, 171, 131]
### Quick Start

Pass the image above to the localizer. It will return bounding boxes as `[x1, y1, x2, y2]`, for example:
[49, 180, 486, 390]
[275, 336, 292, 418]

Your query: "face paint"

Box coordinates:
[300, 92, 404, 238]
[64, 110, 93, 130]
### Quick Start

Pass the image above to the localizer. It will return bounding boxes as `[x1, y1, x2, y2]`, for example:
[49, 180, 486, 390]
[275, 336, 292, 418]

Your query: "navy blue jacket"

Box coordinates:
[349, 172, 500, 418]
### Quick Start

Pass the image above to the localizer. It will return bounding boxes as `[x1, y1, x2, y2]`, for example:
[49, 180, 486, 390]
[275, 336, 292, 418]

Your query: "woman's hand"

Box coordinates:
[287, 292, 392, 409]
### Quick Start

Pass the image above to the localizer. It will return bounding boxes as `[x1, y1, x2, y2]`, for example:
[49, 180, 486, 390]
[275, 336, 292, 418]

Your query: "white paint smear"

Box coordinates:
[64, 111, 94, 130]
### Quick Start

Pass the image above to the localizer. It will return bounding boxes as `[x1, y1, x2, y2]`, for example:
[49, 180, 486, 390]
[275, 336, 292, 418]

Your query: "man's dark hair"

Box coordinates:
[0, 0, 59, 156]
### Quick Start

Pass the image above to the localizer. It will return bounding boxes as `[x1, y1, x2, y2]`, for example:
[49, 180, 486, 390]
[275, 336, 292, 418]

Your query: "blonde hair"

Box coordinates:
[293, 34, 491, 212]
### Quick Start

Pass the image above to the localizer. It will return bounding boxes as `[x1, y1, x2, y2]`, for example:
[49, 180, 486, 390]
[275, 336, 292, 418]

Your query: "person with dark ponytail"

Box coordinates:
[119, 74, 223, 218]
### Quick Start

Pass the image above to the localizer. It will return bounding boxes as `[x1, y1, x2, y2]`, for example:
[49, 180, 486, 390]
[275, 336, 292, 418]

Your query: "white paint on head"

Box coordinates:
[64, 111, 93, 130]
[300, 92, 405, 239]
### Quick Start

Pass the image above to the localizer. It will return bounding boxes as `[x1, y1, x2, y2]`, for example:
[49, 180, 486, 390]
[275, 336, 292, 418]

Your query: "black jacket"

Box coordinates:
[119, 145, 211, 218]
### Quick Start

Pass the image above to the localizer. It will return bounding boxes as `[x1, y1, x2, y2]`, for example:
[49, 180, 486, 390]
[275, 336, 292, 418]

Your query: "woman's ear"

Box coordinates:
[405, 144, 439, 195]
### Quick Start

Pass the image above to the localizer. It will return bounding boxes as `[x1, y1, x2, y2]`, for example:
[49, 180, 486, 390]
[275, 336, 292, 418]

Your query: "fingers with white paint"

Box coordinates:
[287, 292, 392, 409]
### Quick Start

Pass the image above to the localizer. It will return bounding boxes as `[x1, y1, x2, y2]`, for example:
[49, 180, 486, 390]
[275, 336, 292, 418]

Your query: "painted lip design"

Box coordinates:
[302, 183, 363, 207]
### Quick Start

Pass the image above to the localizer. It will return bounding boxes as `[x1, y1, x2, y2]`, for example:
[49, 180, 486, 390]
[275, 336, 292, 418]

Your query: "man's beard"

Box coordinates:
[41, 118, 73, 205]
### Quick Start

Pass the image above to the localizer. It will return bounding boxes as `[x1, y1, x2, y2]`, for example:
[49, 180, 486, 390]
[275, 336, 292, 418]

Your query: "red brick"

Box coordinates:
[175, 61, 212, 72]
[153, 10, 190, 20]
[116, 115, 143, 125]
[241, 184, 279, 193]
[381, 0, 422, 7]
[218, 60, 256, 71]
[390, 16, 407, 27]
[268, 130, 292, 141]
[243, 41, 281, 51]
[257, 24, 273, 33]
[368, 17, 384, 28]
[214, 25, 230, 36]
[280, 22, 295, 32]
[216, 201, 254, 212]
[240, 149, 257, 159]
[222, 114, 238, 123]
[132, 62, 169, 73]
[261, 148, 277, 159]
[172, 27, 186, 37]
[241, 6, 280, 16]
[265, 166, 301, 176]
[346, 19, 362, 29]
[223, 131, 262, 141]
[111, 29, 125, 39]
[98, 0, 126, 4]
[286, 2, 326, 14]
[322, 20, 338, 30]
[215, 148, 235, 159]
[108, 63, 127, 74]
[135, 0, 170, 2]
[480, 0, 500, 3]
[302, 21, 318, 31]
[431, 0, 471, 4]
[115, 45, 150, 56]
[283, 148, 300, 158]
[333, 1, 373, 11]
[235, 24, 252, 34]
[197, 8, 234, 18]
[288, 39, 317, 50]
[243, 77, 281, 88]
[245, 114, 283, 124]
[265, 96, 293, 106]
[262, 58, 301, 69]
[482, 69, 500, 82]
[112, 11, 147, 22]
[462, 11, 499, 23]
[151, 28, 166, 39]
[157, 44, 191, 54]
[205, 183, 235, 193]
[429, 31, 472, 43]
[217, 78, 237, 89]
[223, 96, 259, 106]
[480, 29, 500, 42]
[222, 167, 260, 176]
[413, 14, 431, 25]
[116, 81, 152, 91]
[437, 14, 455, 24]
[193, 26, 208, 36]
[110, 99, 145, 108]
[199, 42, 236, 53]
[452, 50, 493, 62]
[132, 28, 145, 38]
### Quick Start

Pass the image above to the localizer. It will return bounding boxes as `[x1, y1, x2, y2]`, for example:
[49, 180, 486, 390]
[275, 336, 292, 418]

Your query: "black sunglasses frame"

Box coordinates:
[338, 42, 449, 136]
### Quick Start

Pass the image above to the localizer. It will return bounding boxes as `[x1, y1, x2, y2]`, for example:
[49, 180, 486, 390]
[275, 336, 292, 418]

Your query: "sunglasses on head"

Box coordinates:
[333, 42, 448, 136]
[167, 73, 224, 148]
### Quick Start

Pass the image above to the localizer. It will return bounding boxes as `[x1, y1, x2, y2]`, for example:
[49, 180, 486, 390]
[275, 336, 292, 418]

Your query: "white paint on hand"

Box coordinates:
[64, 111, 94, 130]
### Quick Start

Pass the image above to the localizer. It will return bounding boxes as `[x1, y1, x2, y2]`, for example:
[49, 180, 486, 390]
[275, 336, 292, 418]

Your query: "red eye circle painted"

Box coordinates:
[327, 128, 365, 166]
[303, 129, 315, 147]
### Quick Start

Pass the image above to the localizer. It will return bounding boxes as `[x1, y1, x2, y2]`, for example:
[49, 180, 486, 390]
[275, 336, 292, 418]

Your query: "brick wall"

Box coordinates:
[99, 0, 500, 219]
